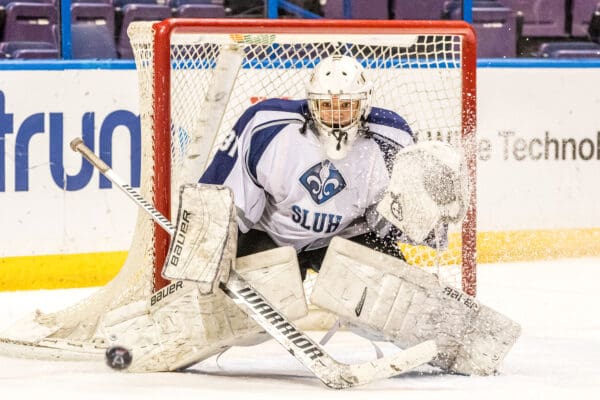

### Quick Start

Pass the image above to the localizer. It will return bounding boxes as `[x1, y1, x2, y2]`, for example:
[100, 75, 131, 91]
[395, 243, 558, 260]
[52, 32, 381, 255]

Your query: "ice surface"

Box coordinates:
[1, 258, 599, 399]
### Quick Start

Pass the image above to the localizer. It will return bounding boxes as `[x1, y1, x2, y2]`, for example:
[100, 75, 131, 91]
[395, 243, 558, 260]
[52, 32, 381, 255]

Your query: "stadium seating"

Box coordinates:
[2, 2, 58, 43]
[70, 0, 112, 3]
[501, 0, 566, 37]
[0, 41, 58, 59]
[1, 0, 597, 60]
[571, 0, 600, 37]
[392, 0, 446, 20]
[535, 40, 600, 57]
[169, 0, 225, 6]
[447, 1, 517, 58]
[112, 0, 158, 8]
[172, 4, 226, 18]
[588, 4, 600, 42]
[71, 23, 117, 59]
[322, 0, 388, 19]
[0, 2, 59, 58]
[117, 4, 170, 58]
[0, 0, 50, 5]
[71, 2, 115, 38]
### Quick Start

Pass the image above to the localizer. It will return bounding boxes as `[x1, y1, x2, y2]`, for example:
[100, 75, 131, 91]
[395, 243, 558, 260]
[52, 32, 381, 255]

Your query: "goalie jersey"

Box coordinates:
[200, 98, 414, 251]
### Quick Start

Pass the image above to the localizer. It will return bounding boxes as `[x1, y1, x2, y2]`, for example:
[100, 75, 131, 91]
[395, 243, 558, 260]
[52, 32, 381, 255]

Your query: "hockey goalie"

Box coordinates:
[106, 55, 518, 377]
[0, 55, 520, 387]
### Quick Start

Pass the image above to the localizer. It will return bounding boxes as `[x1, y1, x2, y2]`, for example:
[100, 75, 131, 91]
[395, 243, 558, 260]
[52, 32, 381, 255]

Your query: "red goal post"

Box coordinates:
[141, 18, 477, 296]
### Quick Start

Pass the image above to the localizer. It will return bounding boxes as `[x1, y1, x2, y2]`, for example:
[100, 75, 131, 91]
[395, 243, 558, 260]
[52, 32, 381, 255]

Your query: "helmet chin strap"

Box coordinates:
[330, 129, 348, 151]
[357, 116, 372, 138]
[328, 116, 370, 152]
[299, 107, 316, 135]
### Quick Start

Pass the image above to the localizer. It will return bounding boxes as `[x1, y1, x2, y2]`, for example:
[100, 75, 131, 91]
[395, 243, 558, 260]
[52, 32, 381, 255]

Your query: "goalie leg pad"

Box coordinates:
[310, 237, 521, 376]
[96, 246, 307, 372]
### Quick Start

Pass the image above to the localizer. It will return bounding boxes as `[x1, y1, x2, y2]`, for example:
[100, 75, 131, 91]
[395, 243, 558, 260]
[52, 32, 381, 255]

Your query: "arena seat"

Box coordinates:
[169, 0, 224, 6]
[571, 0, 600, 37]
[501, 0, 566, 37]
[535, 41, 600, 57]
[322, 0, 388, 19]
[70, 0, 111, 3]
[0, 40, 58, 59]
[71, 23, 117, 59]
[2, 2, 57, 43]
[391, 0, 446, 20]
[447, 0, 517, 58]
[71, 2, 115, 38]
[588, 4, 600, 42]
[0, 0, 51, 5]
[112, 0, 158, 8]
[172, 4, 226, 18]
[117, 4, 170, 58]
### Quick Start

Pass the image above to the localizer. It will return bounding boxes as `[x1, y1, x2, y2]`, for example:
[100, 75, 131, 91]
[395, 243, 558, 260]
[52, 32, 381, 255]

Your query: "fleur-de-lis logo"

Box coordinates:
[299, 161, 347, 205]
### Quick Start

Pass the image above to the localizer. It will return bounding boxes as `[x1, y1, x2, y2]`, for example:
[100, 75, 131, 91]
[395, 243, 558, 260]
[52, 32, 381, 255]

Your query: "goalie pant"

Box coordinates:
[310, 237, 522, 376]
[94, 246, 308, 372]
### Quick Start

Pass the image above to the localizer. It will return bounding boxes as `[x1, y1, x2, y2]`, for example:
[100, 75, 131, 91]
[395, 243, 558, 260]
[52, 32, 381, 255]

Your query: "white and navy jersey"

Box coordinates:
[200, 99, 414, 251]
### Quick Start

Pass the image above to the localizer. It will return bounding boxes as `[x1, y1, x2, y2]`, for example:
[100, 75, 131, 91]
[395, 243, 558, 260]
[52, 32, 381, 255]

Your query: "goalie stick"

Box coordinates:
[70, 137, 437, 389]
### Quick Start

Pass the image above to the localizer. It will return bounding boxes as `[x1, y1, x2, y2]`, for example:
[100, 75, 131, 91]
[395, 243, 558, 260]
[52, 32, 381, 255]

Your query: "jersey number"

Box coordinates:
[219, 130, 238, 157]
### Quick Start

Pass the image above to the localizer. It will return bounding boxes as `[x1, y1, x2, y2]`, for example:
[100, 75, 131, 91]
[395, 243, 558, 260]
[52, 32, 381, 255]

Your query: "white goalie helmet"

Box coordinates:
[306, 55, 373, 160]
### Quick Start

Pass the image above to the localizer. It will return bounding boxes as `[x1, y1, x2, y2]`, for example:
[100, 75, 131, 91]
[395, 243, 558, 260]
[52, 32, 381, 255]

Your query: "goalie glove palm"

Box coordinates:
[377, 141, 469, 243]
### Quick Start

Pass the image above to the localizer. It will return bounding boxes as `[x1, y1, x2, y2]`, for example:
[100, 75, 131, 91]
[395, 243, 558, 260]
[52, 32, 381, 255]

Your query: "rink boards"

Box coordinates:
[0, 61, 599, 289]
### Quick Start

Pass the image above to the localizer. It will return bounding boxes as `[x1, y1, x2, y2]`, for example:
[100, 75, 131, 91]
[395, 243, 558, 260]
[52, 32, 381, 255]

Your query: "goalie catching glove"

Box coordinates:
[377, 140, 469, 244]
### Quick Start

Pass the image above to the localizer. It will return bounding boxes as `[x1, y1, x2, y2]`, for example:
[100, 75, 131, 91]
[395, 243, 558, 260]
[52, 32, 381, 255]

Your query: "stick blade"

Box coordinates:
[332, 340, 438, 389]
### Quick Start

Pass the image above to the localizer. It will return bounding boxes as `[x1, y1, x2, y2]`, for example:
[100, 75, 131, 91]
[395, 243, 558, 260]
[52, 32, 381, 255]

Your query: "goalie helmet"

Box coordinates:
[306, 55, 373, 160]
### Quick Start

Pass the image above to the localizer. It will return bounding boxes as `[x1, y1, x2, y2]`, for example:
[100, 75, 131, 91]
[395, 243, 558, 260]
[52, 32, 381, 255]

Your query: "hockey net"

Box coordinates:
[0, 18, 476, 356]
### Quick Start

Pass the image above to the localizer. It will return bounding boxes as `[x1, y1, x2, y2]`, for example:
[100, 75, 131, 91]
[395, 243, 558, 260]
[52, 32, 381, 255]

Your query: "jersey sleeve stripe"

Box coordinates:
[247, 123, 290, 182]
[367, 106, 413, 134]
[199, 150, 237, 184]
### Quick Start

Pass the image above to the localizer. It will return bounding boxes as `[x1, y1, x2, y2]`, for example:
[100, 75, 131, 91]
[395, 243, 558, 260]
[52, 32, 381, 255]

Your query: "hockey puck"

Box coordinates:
[105, 346, 132, 370]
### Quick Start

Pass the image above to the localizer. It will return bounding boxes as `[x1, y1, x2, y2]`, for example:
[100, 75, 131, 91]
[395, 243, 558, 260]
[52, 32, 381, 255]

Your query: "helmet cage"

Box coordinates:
[307, 92, 369, 137]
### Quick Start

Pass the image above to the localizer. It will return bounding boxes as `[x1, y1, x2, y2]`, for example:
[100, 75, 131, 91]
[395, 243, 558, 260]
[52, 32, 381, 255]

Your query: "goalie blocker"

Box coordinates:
[311, 237, 521, 376]
[162, 183, 237, 294]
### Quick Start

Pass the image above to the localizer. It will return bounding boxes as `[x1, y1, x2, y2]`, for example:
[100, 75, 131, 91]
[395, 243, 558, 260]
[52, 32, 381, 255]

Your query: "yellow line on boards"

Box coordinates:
[0, 252, 127, 291]
[1, 228, 599, 291]
[399, 227, 600, 267]
[477, 227, 600, 263]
